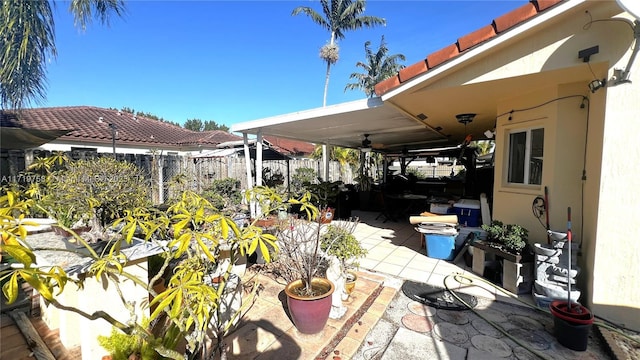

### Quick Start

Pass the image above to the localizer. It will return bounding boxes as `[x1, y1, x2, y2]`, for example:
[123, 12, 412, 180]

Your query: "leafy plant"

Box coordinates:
[41, 156, 151, 234]
[304, 181, 343, 209]
[289, 167, 317, 197]
[0, 184, 318, 359]
[481, 220, 529, 254]
[275, 216, 358, 297]
[200, 178, 243, 214]
[320, 222, 366, 273]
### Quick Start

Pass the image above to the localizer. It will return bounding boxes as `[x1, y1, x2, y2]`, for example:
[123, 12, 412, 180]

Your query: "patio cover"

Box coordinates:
[192, 146, 291, 160]
[1, 127, 71, 150]
[231, 97, 450, 155]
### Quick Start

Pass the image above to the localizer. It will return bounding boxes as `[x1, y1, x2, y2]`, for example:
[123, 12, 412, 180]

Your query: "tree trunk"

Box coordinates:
[323, 61, 331, 107]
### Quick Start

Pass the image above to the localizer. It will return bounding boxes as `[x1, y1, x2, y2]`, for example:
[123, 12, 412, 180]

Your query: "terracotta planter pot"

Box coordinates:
[255, 217, 276, 228]
[284, 277, 335, 334]
[319, 208, 334, 224]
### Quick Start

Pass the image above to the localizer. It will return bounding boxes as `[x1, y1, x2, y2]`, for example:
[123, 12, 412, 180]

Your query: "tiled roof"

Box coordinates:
[263, 135, 315, 156]
[1, 106, 241, 149]
[374, 0, 563, 96]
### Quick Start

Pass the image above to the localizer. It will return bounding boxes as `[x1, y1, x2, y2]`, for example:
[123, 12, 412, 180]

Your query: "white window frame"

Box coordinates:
[506, 127, 544, 186]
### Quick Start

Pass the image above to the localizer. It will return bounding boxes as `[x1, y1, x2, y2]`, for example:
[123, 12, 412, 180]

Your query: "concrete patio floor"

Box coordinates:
[228, 209, 615, 360]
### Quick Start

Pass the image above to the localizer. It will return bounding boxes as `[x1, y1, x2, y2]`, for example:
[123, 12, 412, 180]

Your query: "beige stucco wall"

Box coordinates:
[41, 258, 150, 359]
[489, 3, 640, 330]
[589, 52, 640, 331]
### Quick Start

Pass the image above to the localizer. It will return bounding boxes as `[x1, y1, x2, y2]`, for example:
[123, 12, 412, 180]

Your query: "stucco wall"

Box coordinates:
[41, 258, 150, 359]
[590, 48, 640, 331]
[491, 4, 640, 330]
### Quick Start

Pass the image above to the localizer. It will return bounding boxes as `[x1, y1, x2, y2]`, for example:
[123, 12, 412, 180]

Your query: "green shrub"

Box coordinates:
[43, 156, 150, 228]
[98, 327, 156, 360]
[202, 178, 242, 208]
[481, 220, 528, 253]
[321, 223, 367, 270]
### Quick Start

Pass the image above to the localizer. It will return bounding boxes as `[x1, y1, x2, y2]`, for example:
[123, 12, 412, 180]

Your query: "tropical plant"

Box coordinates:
[0, 0, 125, 110]
[41, 156, 151, 242]
[304, 180, 343, 209]
[345, 35, 406, 97]
[0, 184, 316, 359]
[473, 140, 495, 156]
[311, 145, 360, 180]
[201, 178, 243, 211]
[292, 0, 385, 106]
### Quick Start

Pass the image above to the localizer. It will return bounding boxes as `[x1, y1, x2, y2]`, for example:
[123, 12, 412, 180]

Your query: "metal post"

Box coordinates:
[108, 123, 117, 158]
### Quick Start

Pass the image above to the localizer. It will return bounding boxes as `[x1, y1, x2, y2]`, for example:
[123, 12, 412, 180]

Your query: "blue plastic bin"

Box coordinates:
[424, 234, 455, 260]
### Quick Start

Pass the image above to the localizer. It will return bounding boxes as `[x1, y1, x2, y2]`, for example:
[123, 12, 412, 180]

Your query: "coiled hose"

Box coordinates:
[442, 272, 640, 359]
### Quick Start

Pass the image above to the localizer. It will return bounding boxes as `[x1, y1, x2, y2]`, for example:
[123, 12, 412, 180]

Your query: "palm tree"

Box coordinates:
[311, 144, 360, 180]
[292, 0, 385, 106]
[345, 35, 405, 97]
[0, 0, 126, 110]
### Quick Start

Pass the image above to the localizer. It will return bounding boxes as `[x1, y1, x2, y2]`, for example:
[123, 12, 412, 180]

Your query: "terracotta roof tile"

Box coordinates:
[426, 43, 460, 69]
[532, 0, 562, 12]
[399, 60, 428, 83]
[374, 0, 564, 97]
[1, 106, 240, 149]
[374, 76, 402, 97]
[457, 24, 496, 52]
[493, 2, 538, 33]
[263, 135, 315, 156]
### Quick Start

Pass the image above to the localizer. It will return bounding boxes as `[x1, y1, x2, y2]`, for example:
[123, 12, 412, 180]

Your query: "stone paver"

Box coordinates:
[231, 210, 615, 360]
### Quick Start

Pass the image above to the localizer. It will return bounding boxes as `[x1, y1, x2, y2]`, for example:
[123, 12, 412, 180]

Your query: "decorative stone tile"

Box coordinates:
[436, 309, 470, 325]
[408, 301, 437, 317]
[470, 335, 512, 357]
[401, 313, 433, 333]
[433, 323, 468, 344]
[471, 318, 504, 338]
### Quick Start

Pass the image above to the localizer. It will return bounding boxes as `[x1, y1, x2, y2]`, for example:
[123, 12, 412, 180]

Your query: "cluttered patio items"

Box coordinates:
[537, 207, 594, 351]
[410, 213, 459, 260]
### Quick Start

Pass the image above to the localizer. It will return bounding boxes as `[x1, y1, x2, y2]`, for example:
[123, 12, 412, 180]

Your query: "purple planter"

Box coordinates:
[285, 278, 335, 334]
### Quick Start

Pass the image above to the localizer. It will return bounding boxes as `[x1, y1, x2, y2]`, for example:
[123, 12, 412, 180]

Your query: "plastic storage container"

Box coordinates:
[429, 203, 452, 215]
[453, 199, 481, 227]
[424, 234, 456, 260]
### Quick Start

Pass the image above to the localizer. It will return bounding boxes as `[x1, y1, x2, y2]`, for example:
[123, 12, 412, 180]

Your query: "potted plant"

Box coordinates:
[304, 180, 342, 223]
[275, 211, 360, 334]
[481, 220, 530, 255]
[320, 222, 366, 299]
[477, 220, 534, 294]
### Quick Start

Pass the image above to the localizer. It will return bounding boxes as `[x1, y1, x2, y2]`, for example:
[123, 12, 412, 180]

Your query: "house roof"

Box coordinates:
[1, 106, 241, 150]
[232, 0, 591, 154]
[374, 0, 563, 96]
[263, 135, 315, 156]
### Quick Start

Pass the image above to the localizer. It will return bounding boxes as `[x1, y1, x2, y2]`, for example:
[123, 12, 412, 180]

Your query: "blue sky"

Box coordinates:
[44, 1, 522, 127]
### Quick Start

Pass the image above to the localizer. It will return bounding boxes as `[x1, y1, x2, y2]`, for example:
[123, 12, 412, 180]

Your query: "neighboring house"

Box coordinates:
[233, 0, 640, 331]
[1, 106, 242, 202]
[263, 135, 315, 159]
[0, 105, 240, 156]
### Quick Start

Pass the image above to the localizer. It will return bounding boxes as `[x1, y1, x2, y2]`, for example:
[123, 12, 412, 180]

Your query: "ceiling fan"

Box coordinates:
[360, 134, 386, 152]
[360, 134, 372, 153]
